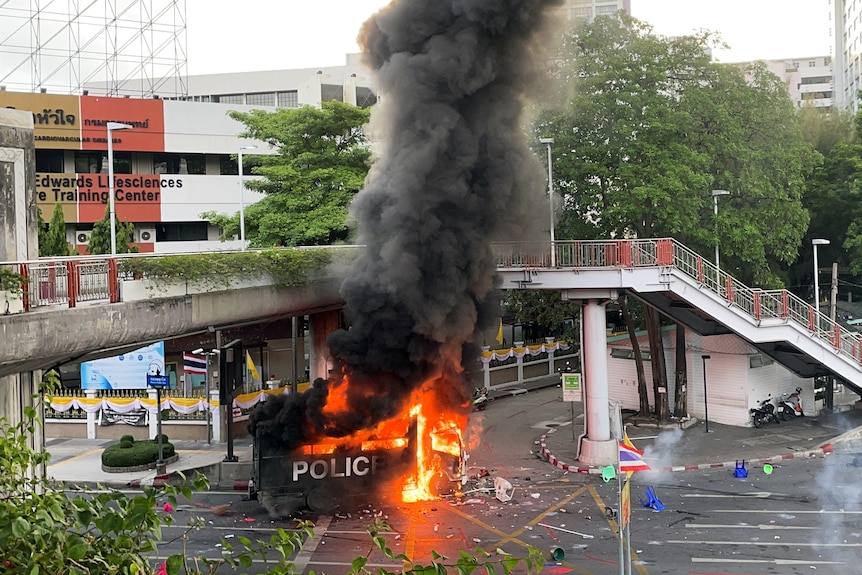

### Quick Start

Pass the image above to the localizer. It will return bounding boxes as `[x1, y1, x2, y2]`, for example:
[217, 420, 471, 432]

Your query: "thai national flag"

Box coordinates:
[619, 442, 651, 472]
[183, 352, 207, 375]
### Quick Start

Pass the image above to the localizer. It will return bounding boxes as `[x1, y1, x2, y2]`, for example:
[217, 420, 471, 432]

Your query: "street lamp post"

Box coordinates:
[701, 355, 712, 433]
[812, 238, 831, 332]
[711, 190, 730, 277]
[539, 138, 556, 267]
[238, 145, 256, 251]
[106, 122, 133, 256]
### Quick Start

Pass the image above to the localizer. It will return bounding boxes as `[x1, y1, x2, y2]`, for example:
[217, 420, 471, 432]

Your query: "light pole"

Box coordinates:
[812, 238, 830, 330]
[238, 145, 256, 251]
[701, 355, 711, 433]
[539, 138, 556, 267]
[711, 190, 730, 275]
[106, 122, 133, 256]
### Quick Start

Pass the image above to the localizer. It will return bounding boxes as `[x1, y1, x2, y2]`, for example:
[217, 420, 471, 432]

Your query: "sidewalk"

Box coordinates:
[540, 399, 862, 475]
[46, 436, 254, 491]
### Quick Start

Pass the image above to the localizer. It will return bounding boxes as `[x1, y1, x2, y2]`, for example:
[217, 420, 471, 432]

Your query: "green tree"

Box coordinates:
[40, 202, 74, 257]
[535, 15, 813, 418]
[203, 101, 372, 248]
[87, 206, 138, 255]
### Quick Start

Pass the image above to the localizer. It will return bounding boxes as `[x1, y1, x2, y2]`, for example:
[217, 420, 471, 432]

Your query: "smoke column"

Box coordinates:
[251, 0, 559, 447]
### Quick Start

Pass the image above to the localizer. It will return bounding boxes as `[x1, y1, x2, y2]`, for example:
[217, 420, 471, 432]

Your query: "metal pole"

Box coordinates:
[108, 127, 117, 256]
[702, 355, 711, 433]
[547, 142, 556, 267]
[156, 387, 164, 464]
[205, 354, 212, 444]
[713, 195, 720, 272]
[238, 149, 246, 251]
[813, 243, 821, 329]
[617, 469, 624, 575]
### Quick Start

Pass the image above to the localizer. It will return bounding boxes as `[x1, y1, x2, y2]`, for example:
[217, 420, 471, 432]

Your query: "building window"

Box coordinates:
[609, 348, 651, 360]
[596, 5, 617, 15]
[35, 149, 64, 172]
[213, 94, 243, 104]
[153, 153, 206, 175]
[355, 87, 378, 108]
[245, 92, 275, 106]
[572, 6, 592, 18]
[277, 91, 298, 108]
[156, 222, 208, 242]
[749, 355, 774, 368]
[219, 155, 238, 175]
[801, 76, 833, 85]
[321, 84, 344, 103]
[74, 151, 132, 174]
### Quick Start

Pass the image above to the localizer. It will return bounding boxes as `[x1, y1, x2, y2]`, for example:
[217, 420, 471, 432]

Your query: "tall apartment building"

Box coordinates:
[832, 0, 861, 110]
[757, 56, 834, 109]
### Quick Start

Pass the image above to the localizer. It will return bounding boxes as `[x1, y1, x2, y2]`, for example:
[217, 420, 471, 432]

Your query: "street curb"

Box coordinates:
[539, 433, 837, 475]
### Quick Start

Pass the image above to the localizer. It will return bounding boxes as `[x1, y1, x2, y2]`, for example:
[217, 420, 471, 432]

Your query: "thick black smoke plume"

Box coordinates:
[251, 0, 558, 450]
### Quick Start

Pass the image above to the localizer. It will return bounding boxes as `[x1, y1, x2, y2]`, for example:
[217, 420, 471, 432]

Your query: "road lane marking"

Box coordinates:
[712, 509, 862, 514]
[692, 558, 845, 565]
[47, 448, 102, 468]
[685, 524, 816, 530]
[292, 516, 330, 573]
[668, 540, 862, 547]
[681, 492, 784, 498]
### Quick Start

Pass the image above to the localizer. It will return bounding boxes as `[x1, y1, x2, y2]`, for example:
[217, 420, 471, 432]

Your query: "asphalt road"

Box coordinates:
[77, 386, 862, 574]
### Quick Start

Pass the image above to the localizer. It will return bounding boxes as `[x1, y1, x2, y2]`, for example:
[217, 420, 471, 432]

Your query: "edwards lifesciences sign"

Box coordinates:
[36, 173, 184, 223]
[1, 91, 169, 223]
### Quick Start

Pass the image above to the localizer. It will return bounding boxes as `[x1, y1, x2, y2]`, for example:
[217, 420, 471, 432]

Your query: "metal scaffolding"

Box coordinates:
[0, 0, 187, 97]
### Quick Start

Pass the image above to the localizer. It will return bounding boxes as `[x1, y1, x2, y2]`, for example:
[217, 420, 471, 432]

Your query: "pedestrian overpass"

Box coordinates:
[494, 238, 862, 397]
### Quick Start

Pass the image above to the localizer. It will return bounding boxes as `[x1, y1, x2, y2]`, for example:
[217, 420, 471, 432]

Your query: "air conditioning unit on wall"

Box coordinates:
[75, 230, 92, 244]
[136, 227, 156, 243]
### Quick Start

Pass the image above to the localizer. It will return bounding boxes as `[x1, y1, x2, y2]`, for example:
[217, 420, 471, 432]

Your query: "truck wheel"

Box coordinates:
[307, 487, 338, 514]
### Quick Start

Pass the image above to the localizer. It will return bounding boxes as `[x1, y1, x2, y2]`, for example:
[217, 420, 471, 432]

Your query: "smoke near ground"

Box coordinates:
[251, 0, 559, 449]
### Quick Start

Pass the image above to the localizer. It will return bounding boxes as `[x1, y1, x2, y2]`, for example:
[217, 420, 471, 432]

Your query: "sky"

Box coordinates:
[186, 0, 834, 75]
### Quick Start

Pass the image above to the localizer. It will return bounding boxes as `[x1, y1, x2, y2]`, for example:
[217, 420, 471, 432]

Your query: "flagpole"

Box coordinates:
[617, 448, 624, 575]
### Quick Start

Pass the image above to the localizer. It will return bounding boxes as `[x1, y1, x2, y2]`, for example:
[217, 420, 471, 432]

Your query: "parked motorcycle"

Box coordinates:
[750, 395, 780, 428]
[777, 387, 804, 421]
[472, 387, 489, 412]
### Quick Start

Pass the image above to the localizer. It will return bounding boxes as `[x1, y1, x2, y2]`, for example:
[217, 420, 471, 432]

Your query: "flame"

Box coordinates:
[308, 367, 470, 504]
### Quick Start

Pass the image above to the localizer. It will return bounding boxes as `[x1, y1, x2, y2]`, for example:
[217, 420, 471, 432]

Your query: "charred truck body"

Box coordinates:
[249, 396, 465, 517]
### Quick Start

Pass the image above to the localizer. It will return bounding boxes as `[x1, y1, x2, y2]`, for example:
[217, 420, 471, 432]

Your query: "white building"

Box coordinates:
[744, 56, 834, 109]
[548, 0, 631, 22]
[832, 0, 862, 110]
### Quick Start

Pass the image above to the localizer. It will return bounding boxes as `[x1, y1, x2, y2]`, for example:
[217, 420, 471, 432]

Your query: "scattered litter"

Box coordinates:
[538, 522, 594, 539]
[495, 477, 514, 502]
[734, 460, 748, 479]
[763, 463, 774, 475]
[531, 492, 540, 499]
[225, 534, 234, 539]
[244, 517, 255, 522]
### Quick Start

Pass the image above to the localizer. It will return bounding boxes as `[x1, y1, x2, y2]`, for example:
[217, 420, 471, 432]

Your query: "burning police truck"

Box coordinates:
[249, 389, 468, 517]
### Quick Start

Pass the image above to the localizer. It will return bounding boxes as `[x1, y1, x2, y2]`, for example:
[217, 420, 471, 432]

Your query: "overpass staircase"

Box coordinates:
[495, 238, 862, 398]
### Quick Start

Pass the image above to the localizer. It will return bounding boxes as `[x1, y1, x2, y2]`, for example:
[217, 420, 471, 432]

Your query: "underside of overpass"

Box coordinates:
[0, 278, 345, 380]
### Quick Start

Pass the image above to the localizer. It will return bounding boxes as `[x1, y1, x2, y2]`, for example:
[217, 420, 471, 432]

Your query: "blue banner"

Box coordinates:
[81, 341, 165, 390]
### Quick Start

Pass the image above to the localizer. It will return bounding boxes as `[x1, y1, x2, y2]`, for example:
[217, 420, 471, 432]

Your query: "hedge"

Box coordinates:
[102, 437, 176, 468]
